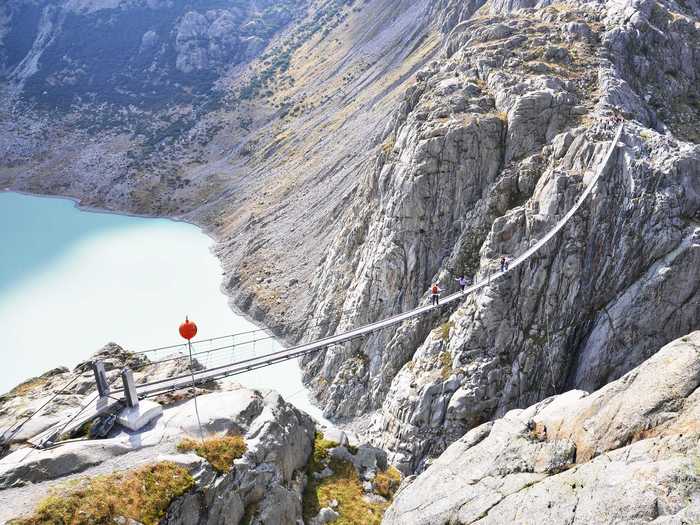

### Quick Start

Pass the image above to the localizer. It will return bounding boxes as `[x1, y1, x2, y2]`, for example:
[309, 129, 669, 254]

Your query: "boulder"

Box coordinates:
[310, 506, 340, 525]
[383, 332, 700, 524]
[329, 444, 387, 481]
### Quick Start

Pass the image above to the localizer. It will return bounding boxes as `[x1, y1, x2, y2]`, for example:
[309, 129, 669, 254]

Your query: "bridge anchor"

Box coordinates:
[91, 360, 110, 398]
[116, 367, 162, 431]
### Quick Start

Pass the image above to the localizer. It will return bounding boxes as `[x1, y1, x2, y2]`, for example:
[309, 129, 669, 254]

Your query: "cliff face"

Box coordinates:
[299, 0, 700, 472]
[383, 332, 700, 524]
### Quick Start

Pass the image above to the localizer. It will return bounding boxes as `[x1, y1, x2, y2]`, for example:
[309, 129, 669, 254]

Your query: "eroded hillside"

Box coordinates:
[0, 0, 450, 329]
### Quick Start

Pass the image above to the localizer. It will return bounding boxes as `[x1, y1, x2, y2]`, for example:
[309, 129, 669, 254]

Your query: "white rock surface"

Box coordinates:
[311, 506, 340, 525]
[383, 332, 700, 524]
[0, 386, 315, 524]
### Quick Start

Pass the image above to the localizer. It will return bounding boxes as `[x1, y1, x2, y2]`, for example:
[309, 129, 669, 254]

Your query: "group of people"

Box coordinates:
[429, 255, 511, 306]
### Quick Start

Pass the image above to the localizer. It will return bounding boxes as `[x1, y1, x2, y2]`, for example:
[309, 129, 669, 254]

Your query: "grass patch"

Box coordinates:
[308, 432, 340, 473]
[304, 458, 388, 525]
[373, 466, 402, 499]
[303, 433, 398, 524]
[177, 435, 247, 474]
[439, 321, 455, 341]
[440, 351, 453, 380]
[9, 462, 193, 525]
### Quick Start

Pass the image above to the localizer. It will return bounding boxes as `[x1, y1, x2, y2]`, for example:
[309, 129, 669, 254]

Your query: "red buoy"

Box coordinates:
[179, 317, 198, 340]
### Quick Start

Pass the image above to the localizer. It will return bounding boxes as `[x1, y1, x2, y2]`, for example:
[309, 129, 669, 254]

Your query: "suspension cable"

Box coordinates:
[0, 371, 84, 445]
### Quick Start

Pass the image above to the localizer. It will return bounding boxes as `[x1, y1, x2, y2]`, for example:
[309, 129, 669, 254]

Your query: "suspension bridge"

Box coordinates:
[7, 125, 623, 449]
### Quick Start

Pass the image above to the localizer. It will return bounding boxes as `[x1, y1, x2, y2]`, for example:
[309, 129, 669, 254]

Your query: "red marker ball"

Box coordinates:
[179, 317, 198, 341]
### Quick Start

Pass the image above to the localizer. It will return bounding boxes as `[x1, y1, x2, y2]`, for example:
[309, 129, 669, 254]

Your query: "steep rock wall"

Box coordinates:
[301, 0, 700, 473]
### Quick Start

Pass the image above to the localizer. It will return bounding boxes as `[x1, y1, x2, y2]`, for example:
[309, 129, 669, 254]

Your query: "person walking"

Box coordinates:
[500, 256, 507, 272]
[431, 282, 442, 306]
[455, 275, 468, 293]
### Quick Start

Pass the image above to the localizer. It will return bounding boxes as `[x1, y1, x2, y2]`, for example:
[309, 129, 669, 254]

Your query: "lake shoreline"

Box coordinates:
[2, 188, 285, 352]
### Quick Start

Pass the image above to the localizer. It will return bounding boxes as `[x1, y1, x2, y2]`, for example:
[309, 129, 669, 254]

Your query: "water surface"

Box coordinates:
[0, 192, 323, 420]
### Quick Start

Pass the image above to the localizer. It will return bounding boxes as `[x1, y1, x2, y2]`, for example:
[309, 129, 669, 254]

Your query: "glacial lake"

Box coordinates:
[0, 191, 324, 421]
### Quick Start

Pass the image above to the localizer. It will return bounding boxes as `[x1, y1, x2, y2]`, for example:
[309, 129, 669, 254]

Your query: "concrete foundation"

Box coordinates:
[116, 400, 163, 431]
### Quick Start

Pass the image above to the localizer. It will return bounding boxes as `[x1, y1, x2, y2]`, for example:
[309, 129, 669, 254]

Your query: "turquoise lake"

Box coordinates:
[0, 191, 323, 420]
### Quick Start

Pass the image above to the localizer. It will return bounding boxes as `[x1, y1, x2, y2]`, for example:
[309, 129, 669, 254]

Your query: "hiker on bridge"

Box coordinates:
[455, 274, 470, 293]
[500, 256, 509, 273]
[431, 282, 442, 306]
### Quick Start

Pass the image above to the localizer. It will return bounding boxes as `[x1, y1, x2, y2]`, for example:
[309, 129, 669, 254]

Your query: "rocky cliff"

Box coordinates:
[0, 345, 402, 524]
[383, 331, 700, 524]
[0, 345, 316, 523]
[299, 0, 700, 473]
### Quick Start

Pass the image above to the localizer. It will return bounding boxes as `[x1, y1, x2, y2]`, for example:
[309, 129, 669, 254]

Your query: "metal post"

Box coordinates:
[92, 361, 110, 398]
[121, 368, 139, 409]
[187, 340, 204, 442]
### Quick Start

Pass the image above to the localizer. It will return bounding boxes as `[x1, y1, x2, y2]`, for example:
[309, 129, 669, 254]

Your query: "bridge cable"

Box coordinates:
[0, 371, 83, 446]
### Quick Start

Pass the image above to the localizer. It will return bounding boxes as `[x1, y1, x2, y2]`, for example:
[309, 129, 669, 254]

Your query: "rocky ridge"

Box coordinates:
[383, 331, 700, 524]
[1, 375, 315, 523]
[0, 345, 402, 524]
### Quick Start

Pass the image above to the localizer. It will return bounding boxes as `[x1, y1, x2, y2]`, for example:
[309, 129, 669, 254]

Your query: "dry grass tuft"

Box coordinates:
[639, 129, 654, 141]
[373, 466, 402, 499]
[303, 433, 400, 525]
[381, 137, 396, 155]
[304, 458, 388, 525]
[6, 377, 49, 398]
[440, 351, 453, 380]
[9, 462, 193, 525]
[177, 435, 247, 474]
[439, 321, 455, 341]
[308, 432, 339, 472]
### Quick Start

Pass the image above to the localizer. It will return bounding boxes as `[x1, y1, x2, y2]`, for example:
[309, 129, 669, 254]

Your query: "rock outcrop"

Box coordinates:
[0, 385, 315, 524]
[383, 331, 700, 524]
[159, 389, 315, 525]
